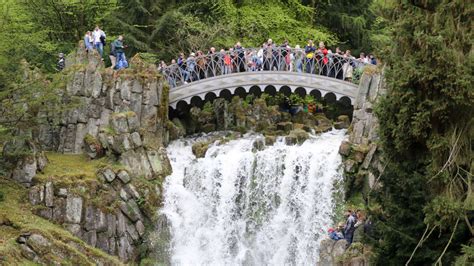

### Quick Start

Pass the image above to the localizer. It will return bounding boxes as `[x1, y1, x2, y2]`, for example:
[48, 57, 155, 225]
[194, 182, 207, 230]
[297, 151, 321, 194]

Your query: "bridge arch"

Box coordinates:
[168, 72, 358, 110]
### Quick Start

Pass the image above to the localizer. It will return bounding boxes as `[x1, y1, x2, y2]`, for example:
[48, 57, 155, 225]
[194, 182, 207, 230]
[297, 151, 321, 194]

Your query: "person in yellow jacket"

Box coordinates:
[304, 39, 316, 73]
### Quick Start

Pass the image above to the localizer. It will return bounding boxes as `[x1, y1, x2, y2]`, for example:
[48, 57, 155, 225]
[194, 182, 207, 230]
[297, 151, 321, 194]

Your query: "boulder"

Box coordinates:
[252, 138, 265, 151]
[264, 135, 276, 146]
[285, 129, 309, 145]
[20, 244, 37, 261]
[192, 141, 210, 158]
[336, 115, 351, 129]
[344, 159, 357, 173]
[10, 155, 37, 186]
[26, 234, 51, 255]
[277, 122, 293, 133]
[339, 141, 351, 156]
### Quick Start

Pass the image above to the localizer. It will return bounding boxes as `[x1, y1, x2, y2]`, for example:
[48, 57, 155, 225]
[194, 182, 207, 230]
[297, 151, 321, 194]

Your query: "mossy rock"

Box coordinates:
[191, 141, 211, 158]
[285, 129, 309, 145]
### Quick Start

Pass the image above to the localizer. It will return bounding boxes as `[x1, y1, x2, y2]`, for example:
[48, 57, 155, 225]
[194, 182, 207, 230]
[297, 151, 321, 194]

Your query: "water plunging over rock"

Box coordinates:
[162, 130, 346, 265]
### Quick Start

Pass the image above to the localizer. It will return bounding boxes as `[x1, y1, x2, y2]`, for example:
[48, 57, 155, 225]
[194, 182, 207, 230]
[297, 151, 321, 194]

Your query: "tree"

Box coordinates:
[371, 0, 473, 264]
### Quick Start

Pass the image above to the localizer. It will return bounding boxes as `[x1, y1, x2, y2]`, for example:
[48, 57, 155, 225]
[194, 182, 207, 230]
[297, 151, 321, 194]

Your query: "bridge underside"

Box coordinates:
[169, 72, 358, 111]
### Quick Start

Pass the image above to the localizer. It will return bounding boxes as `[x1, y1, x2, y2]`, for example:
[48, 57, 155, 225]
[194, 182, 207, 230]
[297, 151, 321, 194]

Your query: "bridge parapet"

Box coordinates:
[163, 47, 370, 110]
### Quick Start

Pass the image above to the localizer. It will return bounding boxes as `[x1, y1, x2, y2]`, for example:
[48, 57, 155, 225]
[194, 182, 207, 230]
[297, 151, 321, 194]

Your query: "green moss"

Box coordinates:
[36, 152, 107, 184]
[0, 178, 122, 265]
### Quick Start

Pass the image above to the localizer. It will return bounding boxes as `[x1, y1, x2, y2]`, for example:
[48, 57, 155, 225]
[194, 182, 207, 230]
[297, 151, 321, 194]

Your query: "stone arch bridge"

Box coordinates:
[162, 47, 366, 111]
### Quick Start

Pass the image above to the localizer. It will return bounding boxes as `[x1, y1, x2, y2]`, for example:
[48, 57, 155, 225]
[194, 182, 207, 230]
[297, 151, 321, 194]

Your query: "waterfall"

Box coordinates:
[161, 130, 346, 265]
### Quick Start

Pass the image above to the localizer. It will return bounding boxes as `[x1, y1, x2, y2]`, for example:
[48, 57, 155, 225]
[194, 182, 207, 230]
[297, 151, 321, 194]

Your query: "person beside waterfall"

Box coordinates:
[343, 209, 357, 244]
[352, 210, 366, 243]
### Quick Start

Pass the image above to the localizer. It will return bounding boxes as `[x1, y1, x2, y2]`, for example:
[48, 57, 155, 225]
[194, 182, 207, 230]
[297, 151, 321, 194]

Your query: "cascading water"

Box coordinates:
[161, 130, 346, 265]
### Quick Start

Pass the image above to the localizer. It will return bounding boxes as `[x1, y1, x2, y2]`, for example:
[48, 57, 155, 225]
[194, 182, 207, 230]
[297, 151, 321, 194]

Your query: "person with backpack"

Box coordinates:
[113, 35, 128, 70]
[92, 25, 106, 58]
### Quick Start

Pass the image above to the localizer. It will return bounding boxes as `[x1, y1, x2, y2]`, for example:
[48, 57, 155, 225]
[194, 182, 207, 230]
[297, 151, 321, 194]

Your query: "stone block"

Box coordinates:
[65, 196, 83, 224]
[119, 200, 142, 222]
[126, 222, 140, 242]
[52, 197, 67, 224]
[117, 170, 131, 184]
[84, 230, 97, 247]
[130, 132, 142, 148]
[106, 213, 117, 238]
[100, 168, 116, 183]
[44, 181, 54, 207]
[29, 185, 44, 205]
[135, 220, 145, 238]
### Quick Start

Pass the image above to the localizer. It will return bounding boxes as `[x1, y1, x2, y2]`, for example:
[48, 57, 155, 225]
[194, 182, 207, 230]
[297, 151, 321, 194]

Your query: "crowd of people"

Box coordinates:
[160, 39, 377, 87]
[328, 209, 372, 246]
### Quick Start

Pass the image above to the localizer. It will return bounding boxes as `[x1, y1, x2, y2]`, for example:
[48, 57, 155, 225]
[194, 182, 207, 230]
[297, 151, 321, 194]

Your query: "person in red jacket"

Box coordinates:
[317, 41, 329, 76]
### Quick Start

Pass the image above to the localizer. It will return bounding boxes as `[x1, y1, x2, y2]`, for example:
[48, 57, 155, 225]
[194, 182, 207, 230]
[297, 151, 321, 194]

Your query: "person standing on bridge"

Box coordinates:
[186, 52, 197, 82]
[264, 39, 274, 71]
[235, 42, 246, 73]
[304, 39, 316, 74]
[177, 53, 188, 84]
[294, 45, 304, 73]
[343, 50, 354, 82]
[196, 50, 207, 80]
[317, 41, 329, 76]
[207, 47, 218, 77]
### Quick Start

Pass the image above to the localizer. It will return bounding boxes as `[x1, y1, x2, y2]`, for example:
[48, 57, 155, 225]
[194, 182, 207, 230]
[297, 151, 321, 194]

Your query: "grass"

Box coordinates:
[36, 152, 107, 184]
[0, 177, 123, 265]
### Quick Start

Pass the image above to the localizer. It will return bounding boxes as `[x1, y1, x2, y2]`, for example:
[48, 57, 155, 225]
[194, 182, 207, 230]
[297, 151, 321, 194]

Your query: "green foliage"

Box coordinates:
[304, 95, 315, 105]
[202, 101, 213, 113]
[369, 0, 473, 264]
[288, 94, 304, 105]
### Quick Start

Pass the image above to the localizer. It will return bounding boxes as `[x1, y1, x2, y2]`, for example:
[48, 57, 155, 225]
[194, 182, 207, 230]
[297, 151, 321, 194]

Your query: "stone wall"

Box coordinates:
[28, 167, 171, 263]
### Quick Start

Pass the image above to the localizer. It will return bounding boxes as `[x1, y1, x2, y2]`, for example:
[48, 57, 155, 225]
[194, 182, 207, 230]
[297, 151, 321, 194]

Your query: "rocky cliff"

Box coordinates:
[2, 44, 173, 264]
[339, 66, 386, 200]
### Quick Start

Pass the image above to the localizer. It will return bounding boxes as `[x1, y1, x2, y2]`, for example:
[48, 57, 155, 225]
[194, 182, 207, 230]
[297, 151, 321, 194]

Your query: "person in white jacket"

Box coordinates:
[92, 25, 106, 57]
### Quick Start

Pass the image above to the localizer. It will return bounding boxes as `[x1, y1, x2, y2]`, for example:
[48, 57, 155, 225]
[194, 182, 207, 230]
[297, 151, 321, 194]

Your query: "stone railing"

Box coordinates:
[162, 47, 369, 88]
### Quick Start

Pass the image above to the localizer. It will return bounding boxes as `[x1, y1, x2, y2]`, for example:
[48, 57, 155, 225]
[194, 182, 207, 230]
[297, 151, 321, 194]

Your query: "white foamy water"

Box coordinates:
[161, 130, 345, 265]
